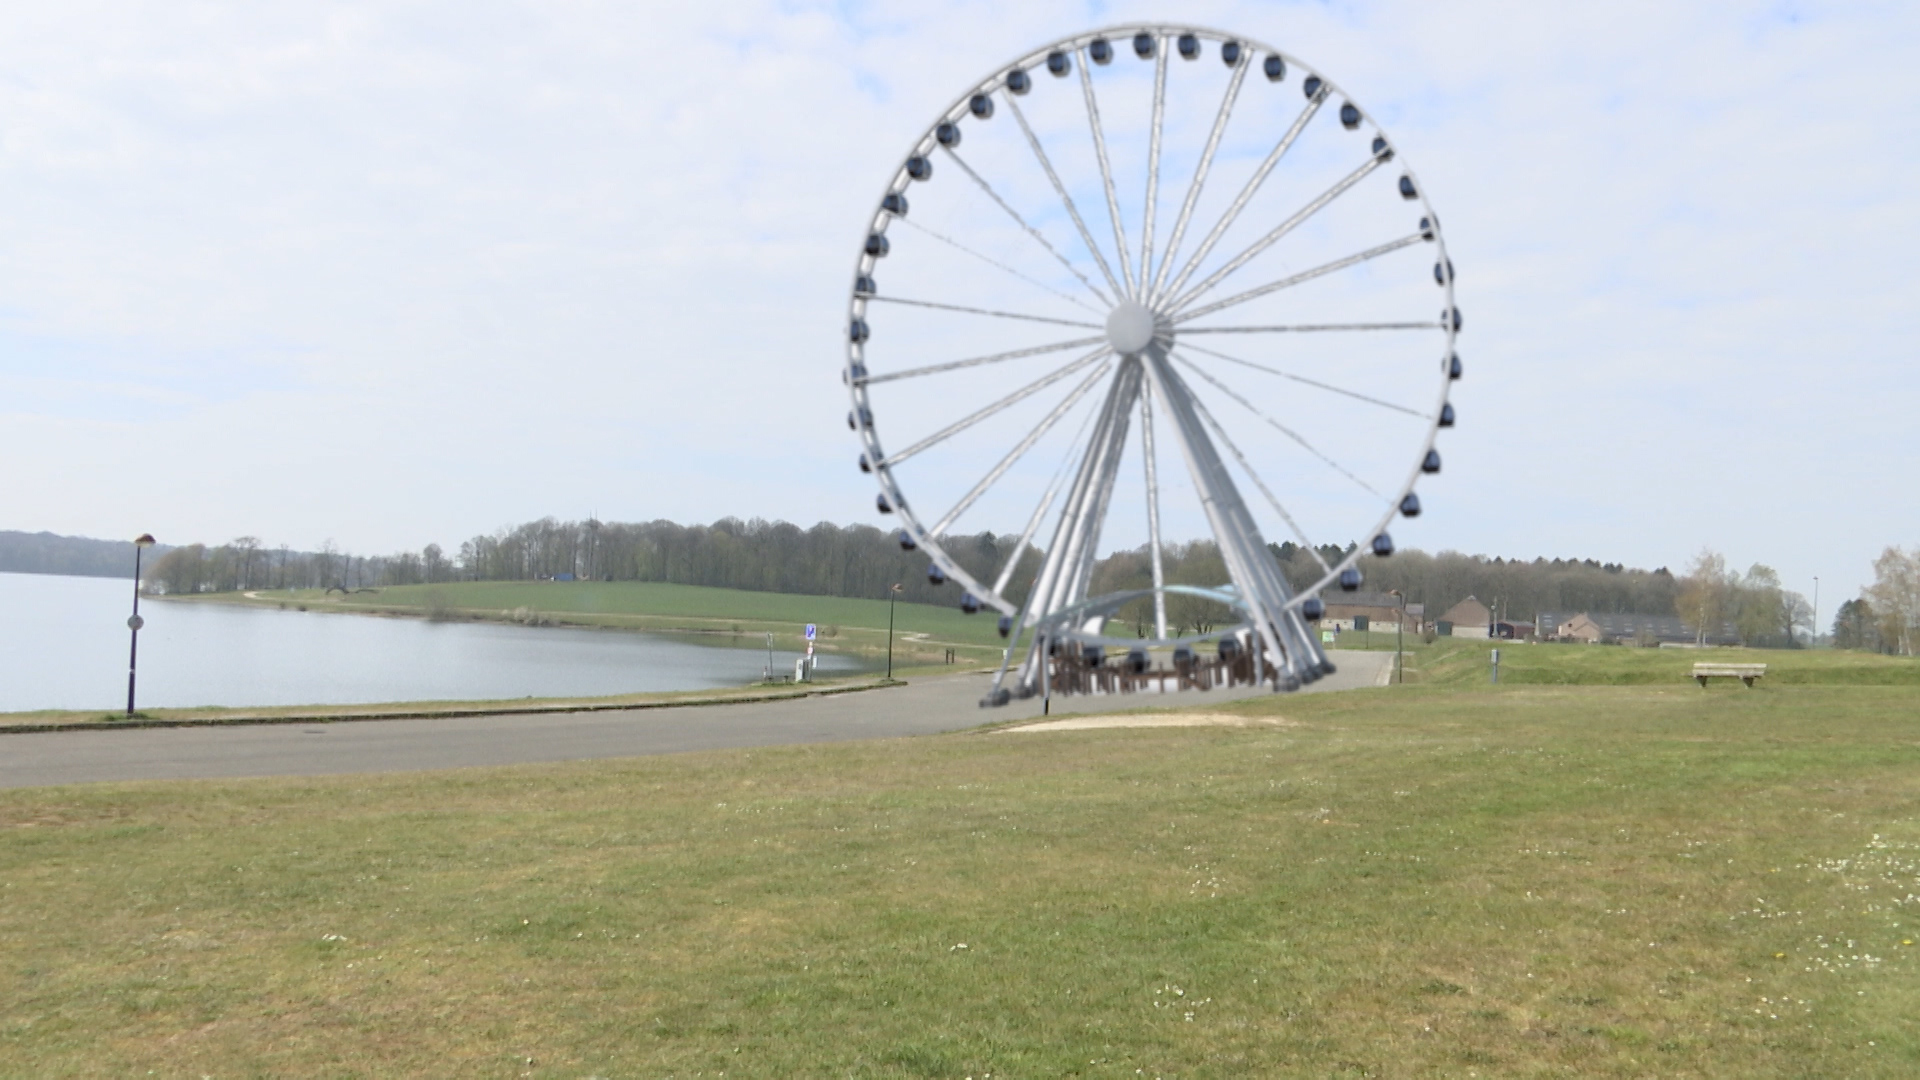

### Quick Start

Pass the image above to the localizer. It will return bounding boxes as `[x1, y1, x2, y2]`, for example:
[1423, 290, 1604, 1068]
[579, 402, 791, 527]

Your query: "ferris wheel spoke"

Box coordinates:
[943, 147, 1114, 308]
[1177, 320, 1438, 335]
[866, 294, 1103, 330]
[1159, 95, 1324, 304]
[1172, 234, 1427, 325]
[927, 359, 1112, 537]
[1148, 58, 1250, 302]
[991, 402, 1100, 598]
[1164, 156, 1386, 313]
[1173, 352, 1385, 501]
[1138, 40, 1167, 297]
[1165, 361, 1327, 568]
[1003, 95, 1127, 301]
[1076, 48, 1133, 296]
[894, 217, 1105, 315]
[879, 346, 1111, 467]
[860, 334, 1104, 386]
[1178, 341, 1426, 418]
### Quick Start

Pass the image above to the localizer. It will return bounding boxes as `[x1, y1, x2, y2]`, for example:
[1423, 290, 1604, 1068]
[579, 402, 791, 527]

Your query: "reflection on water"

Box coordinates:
[0, 572, 871, 711]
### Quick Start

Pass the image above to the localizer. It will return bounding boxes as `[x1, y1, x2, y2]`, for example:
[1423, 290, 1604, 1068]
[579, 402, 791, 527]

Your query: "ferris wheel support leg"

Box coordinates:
[1141, 382, 1170, 640]
[1141, 346, 1330, 689]
[1011, 358, 1144, 698]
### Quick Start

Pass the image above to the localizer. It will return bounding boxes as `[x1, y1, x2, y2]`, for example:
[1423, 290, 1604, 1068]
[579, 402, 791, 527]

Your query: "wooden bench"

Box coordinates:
[1692, 662, 1767, 687]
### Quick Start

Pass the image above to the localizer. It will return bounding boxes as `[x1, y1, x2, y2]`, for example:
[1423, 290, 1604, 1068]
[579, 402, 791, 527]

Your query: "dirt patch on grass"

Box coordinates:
[998, 711, 1297, 733]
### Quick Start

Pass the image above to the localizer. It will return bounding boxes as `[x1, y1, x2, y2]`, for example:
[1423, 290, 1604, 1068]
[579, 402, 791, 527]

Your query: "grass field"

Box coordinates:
[4, 678, 1919, 1075]
[194, 580, 1013, 657]
[0, 678, 899, 731]
[1398, 638, 1920, 687]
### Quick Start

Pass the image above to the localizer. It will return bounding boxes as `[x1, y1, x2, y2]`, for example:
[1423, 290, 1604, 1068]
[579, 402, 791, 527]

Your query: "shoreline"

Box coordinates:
[0, 674, 934, 735]
[161, 590, 859, 649]
[158, 588, 996, 663]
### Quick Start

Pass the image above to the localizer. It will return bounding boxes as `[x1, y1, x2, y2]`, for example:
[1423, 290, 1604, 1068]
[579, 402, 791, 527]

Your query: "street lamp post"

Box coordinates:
[1812, 576, 1819, 649]
[127, 534, 156, 716]
[1388, 589, 1405, 685]
[886, 583, 902, 680]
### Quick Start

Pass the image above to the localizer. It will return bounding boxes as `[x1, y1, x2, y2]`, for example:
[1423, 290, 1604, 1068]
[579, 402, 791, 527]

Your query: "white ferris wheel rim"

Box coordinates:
[843, 23, 1459, 643]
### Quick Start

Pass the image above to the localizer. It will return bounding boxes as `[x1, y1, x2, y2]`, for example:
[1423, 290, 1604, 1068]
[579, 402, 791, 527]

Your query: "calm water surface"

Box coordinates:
[0, 572, 868, 711]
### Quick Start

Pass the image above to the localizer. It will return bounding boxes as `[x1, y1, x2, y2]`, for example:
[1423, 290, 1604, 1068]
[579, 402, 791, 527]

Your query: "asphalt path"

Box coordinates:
[0, 651, 1393, 789]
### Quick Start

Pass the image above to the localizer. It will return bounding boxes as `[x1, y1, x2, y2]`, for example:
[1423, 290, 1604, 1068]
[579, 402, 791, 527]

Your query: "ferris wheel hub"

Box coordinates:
[1104, 300, 1158, 356]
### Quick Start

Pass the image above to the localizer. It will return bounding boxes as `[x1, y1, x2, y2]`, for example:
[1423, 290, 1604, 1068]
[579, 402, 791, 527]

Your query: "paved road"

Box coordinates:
[0, 651, 1393, 789]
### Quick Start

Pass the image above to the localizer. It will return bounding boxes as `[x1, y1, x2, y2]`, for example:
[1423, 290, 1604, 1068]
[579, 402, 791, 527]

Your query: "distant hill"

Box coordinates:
[0, 531, 169, 579]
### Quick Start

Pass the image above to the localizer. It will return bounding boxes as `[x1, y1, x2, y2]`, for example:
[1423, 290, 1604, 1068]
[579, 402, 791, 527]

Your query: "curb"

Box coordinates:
[0, 680, 910, 736]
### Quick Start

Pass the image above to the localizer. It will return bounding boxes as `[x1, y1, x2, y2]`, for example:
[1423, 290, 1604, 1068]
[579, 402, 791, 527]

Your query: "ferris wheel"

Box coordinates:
[843, 25, 1460, 705]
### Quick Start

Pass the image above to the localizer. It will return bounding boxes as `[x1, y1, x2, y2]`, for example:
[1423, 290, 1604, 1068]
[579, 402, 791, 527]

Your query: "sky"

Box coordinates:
[0, 0, 1914, 612]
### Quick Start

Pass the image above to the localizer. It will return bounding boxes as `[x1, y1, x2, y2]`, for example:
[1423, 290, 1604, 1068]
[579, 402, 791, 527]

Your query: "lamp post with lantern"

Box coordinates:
[127, 534, 156, 716]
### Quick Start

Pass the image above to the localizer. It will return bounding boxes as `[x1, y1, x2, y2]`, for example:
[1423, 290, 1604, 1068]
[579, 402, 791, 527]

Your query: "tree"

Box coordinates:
[231, 536, 261, 591]
[1675, 549, 1731, 645]
[1781, 590, 1813, 647]
[423, 543, 448, 584]
[1832, 598, 1882, 652]
[1865, 546, 1919, 656]
[318, 539, 340, 589]
[1735, 563, 1785, 646]
[148, 544, 209, 595]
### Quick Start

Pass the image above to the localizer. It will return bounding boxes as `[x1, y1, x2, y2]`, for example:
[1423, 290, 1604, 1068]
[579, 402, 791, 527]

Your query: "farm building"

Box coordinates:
[1319, 591, 1415, 632]
[1438, 596, 1492, 638]
[1536, 611, 1706, 644]
[1554, 613, 1606, 643]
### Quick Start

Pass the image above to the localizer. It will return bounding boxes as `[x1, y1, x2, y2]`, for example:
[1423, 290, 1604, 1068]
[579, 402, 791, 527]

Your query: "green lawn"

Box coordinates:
[4, 683, 1918, 1075]
[1403, 638, 1920, 687]
[201, 580, 1013, 656]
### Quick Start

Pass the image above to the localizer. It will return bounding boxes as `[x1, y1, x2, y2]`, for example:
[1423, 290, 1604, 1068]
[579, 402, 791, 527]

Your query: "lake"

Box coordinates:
[0, 572, 869, 712]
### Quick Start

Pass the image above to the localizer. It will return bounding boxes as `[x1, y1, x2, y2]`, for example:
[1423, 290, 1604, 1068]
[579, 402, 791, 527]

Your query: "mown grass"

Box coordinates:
[221, 581, 1007, 645]
[4, 684, 1918, 1075]
[0, 675, 899, 730]
[1406, 638, 1920, 687]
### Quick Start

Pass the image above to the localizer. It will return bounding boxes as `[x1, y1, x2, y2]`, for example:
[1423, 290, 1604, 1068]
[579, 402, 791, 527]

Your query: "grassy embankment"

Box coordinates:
[1395, 637, 1920, 687]
[0, 680, 903, 732]
[3, 646, 1918, 1074]
[196, 580, 1009, 661]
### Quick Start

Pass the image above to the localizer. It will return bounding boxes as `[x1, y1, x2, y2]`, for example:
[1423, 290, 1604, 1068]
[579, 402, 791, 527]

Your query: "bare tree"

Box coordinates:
[318, 539, 339, 590]
[423, 543, 448, 584]
[1781, 590, 1814, 647]
[1866, 546, 1919, 656]
[1675, 549, 1732, 645]
[1735, 563, 1785, 646]
[231, 536, 261, 591]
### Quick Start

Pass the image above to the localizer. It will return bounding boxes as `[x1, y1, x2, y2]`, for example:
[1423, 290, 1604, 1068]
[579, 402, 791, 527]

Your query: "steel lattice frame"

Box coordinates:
[843, 25, 1460, 705]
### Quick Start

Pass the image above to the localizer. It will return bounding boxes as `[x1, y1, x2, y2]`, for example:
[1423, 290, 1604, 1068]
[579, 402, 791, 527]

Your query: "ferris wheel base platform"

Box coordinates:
[980, 648, 1392, 709]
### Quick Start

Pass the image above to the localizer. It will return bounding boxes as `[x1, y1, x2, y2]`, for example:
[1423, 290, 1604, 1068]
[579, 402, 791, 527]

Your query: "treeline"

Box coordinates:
[453, 517, 1040, 608]
[1669, 550, 1813, 649]
[1291, 545, 1679, 622]
[144, 519, 1040, 609]
[122, 515, 1920, 654]
[443, 518, 1689, 625]
[144, 537, 381, 595]
[143, 514, 1679, 624]
[1087, 542, 1682, 636]
[0, 530, 170, 579]
[1835, 546, 1919, 655]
